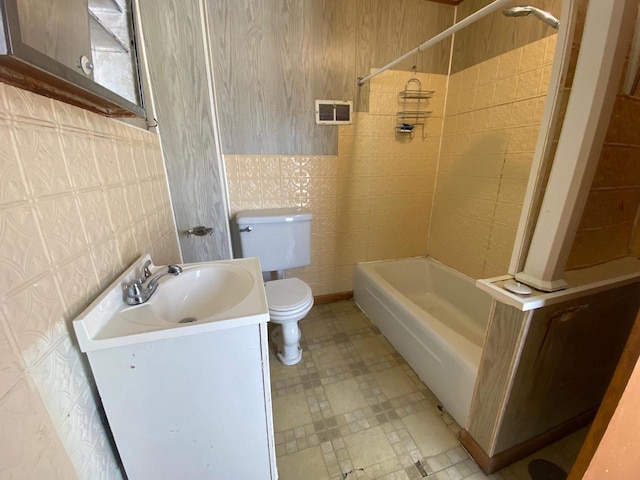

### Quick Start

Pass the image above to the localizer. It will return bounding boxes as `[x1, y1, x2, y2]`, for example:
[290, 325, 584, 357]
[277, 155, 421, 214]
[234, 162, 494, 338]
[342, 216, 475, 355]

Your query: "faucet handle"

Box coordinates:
[167, 264, 183, 275]
[136, 260, 152, 283]
[127, 281, 142, 297]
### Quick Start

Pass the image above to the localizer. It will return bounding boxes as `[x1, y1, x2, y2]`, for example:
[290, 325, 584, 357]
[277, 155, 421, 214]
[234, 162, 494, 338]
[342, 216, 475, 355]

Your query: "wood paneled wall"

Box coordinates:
[138, 0, 231, 262]
[452, 0, 562, 73]
[206, 0, 454, 155]
[466, 283, 640, 465]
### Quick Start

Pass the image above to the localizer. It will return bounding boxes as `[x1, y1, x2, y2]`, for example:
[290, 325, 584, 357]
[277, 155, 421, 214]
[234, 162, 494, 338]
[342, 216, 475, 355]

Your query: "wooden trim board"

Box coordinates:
[568, 309, 640, 479]
[460, 408, 597, 474]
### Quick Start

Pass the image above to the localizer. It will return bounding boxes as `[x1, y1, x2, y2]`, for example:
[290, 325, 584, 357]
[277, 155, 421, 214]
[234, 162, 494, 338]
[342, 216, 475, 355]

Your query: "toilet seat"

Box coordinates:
[265, 278, 313, 312]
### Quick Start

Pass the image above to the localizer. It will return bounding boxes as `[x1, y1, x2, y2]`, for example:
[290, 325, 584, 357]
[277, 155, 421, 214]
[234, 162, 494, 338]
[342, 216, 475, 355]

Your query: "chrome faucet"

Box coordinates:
[124, 261, 183, 305]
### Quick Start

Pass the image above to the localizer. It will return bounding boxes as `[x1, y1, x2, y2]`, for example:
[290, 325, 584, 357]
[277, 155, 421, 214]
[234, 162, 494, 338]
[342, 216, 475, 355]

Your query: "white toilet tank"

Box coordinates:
[234, 208, 312, 272]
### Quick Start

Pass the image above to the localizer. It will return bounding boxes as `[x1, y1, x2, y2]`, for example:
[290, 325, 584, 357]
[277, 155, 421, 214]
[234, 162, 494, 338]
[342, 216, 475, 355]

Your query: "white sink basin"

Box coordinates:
[73, 255, 269, 352]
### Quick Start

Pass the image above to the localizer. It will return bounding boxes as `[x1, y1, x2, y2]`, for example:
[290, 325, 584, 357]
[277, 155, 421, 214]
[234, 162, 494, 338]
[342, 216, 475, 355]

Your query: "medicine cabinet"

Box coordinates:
[0, 0, 144, 117]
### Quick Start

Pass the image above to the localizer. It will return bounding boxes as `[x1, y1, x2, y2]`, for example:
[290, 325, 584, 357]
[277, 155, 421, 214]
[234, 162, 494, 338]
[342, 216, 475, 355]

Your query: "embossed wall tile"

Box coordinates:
[116, 143, 138, 183]
[226, 176, 240, 200]
[60, 133, 101, 190]
[138, 181, 158, 215]
[53, 252, 100, 322]
[52, 101, 88, 133]
[0, 205, 49, 295]
[132, 143, 151, 180]
[239, 178, 262, 200]
[259, 156, 281, 178]
[1, 274, 66, 368]
[124, 183, 145, 222]
[0, 379, 55, 477]
[94, 138, 122, 187]
[84, 433, 119, 479]
[104, 185, 131, 234]
[4, 87, 55, 127]
[77, 190, 112, 245]
[1, 82, 172, 476]
[162, 207, 176, 238]
[145, 212, 163, 246]
[156, 177, 171, 206]
[31, 438, 78, 479]
[223, 155, 239, 179]
[146, 146, 165, 178]
[57, 386, 103, 476]
[237, 156, 261, 177]
[133, 222, 151, 254]
[15, 127, 71, 197]
[84, 110, 112, 138]
[280, 157, 300, 178]
[30, 337, 92, 427]
[91, 239, 123, 290]
[116, 227, 139, 269]
[0, 318, 24, 399]
[0, 122, 28, 206]
[261, 178, 282, 199]
[36, 195, 87, 265]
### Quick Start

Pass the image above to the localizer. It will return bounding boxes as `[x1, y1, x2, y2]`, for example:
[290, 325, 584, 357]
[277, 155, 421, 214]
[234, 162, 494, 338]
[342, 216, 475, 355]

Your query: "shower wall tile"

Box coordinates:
[568, 95, 640, 267]
[0, 83, 180, 478]
[225, 70, 446, 295]
[428, 36, 556, 279]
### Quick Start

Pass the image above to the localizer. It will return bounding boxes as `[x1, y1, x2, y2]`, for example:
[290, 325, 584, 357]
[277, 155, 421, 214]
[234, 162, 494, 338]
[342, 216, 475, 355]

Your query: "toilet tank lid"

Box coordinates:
[235, 208, 313, 224]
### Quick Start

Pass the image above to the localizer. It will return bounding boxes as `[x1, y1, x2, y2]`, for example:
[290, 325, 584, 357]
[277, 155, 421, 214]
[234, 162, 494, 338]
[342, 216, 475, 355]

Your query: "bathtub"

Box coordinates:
[353, 257, 492, 426]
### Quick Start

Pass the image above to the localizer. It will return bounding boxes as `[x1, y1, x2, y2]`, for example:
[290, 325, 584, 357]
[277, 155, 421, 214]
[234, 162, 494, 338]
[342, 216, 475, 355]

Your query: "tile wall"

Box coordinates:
[225, 70, 446, 295]
[428, 36, 556, 278]
[567, 95, 640, 268]
[0, 83, 180, 477]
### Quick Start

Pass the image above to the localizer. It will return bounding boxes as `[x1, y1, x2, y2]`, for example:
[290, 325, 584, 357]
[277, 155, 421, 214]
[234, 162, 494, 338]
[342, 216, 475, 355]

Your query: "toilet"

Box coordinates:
[234, 208, 314, 366]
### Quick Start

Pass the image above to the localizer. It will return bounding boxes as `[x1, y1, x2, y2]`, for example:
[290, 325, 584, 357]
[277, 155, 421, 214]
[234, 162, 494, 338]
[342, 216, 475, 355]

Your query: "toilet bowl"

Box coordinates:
[234, 207, 314, 366]
[265, 278, 313, 365]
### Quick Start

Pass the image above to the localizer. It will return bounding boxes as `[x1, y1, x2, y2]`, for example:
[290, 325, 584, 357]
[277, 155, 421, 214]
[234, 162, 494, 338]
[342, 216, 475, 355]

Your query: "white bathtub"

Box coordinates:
[353, 257, 492, 426]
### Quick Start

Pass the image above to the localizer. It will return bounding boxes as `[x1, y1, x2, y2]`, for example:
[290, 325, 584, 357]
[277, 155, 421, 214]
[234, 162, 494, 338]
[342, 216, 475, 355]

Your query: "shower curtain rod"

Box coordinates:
[356, 0, 513, 86]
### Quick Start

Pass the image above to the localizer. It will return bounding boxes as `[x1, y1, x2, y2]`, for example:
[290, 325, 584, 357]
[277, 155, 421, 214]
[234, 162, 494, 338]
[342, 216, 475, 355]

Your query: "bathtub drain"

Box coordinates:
[179, 317, 197, 324]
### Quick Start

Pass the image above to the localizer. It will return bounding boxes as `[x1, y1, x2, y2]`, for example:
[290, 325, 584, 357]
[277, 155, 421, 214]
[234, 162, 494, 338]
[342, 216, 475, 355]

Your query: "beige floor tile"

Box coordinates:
[373, 366, 418, 399]
[270, 361, 300, 382]
[324, 378, 369, 415]
[344, 425, 397, 469]
[403, 410, 459, 457]
[352, 336, 394, 359]
[272, 391, 312, 432]
[311, 344, 346, 367]
[277, 445, 328, 480]
[301, 320, 332, 340]
[338, 313, 371, 331]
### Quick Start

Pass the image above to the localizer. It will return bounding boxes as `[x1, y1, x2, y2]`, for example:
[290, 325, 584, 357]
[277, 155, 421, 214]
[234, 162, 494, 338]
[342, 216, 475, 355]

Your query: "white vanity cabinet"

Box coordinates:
[73, 256, 277, 479]
[87, 322, 276, 479]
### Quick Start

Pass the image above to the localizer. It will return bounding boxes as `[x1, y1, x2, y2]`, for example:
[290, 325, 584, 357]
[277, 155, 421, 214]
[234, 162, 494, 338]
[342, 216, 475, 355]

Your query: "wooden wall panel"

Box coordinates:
[452, 0, 562, 73]
[467, 301, 532, 453]
[467, 283, 640, 464]
[138, 0, 231, 262]
[494, 283, 640, 452]
[206, 0, 454, 155]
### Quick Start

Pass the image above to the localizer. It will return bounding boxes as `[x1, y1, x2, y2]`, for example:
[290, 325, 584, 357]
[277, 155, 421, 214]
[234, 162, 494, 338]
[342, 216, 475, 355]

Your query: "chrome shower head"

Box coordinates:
[503, 6, 560, 29]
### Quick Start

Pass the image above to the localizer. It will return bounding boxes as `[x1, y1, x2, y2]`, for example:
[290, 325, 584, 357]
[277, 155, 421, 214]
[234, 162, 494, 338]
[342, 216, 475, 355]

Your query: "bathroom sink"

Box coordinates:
[121, 264, 254, 325]
[73, 256, 269, 351]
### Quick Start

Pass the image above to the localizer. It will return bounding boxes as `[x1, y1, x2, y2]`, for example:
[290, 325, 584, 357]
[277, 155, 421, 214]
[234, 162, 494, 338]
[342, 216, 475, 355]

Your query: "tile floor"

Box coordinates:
[269, 300, 587, 480]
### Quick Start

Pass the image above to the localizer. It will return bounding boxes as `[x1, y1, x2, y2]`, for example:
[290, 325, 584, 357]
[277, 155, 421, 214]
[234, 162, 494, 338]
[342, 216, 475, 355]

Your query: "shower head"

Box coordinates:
[503, 6, 560, 29]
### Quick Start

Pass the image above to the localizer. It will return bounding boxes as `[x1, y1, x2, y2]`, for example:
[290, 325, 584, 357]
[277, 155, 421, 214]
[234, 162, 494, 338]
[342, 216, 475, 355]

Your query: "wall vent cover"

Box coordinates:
[315, 100, 352, 125]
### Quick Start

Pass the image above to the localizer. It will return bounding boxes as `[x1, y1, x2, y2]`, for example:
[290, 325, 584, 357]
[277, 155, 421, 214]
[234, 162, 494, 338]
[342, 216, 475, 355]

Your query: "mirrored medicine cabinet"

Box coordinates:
[0, 0, 145, 117]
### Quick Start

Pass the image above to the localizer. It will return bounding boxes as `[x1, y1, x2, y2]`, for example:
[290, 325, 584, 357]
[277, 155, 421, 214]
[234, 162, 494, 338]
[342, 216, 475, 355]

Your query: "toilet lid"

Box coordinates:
[265, 278, 313, 311]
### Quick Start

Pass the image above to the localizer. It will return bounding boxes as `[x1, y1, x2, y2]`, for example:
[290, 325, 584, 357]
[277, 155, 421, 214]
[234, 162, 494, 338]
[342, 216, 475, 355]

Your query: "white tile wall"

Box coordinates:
[0, 82, 180, 479]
